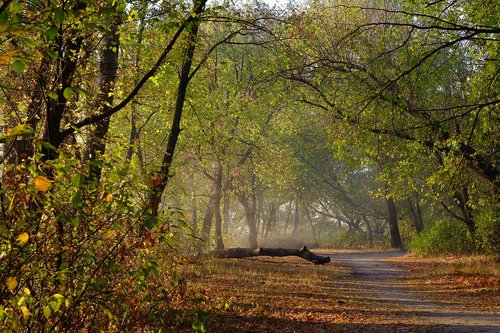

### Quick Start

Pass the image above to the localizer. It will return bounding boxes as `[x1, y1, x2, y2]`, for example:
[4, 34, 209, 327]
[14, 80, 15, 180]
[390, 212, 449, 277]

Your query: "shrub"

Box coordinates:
[409, 219, 475, 255]
[0, 155, 190, 332]
[475, 208, 500, 256]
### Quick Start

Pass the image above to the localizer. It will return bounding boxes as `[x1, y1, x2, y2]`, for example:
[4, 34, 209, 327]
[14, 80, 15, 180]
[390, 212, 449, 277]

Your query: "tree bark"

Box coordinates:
[406, 194, 424, 233]
[386, 197, 403, 249]
[305, 207, 317, 244]
[147, 4, 203, 216]
[201, 199, 214, 244]
[362, 215, 374, 248]
[125, 5, 146, 167]
[264, 202, 276, 240]
[292, 201, 299, 235]
[213, 246, 331, 265]
[84, 20, 120, 181]
[456, 187, 476, 237]
[238, 191, 259, 248]
[214, 160, 225, 249]
[283, 202, 292, 235]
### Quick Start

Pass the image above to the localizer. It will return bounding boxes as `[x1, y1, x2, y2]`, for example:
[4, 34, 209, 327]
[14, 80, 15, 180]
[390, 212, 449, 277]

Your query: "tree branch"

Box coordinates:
[59, 5, 205, 140]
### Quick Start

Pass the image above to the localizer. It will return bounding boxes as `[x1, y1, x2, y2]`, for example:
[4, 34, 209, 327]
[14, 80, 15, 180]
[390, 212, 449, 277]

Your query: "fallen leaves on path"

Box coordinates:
[167, 254, 497, 332]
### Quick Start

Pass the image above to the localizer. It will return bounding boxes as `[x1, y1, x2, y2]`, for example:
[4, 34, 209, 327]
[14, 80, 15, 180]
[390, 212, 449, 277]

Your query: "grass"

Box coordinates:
[166, 251, 500, 332]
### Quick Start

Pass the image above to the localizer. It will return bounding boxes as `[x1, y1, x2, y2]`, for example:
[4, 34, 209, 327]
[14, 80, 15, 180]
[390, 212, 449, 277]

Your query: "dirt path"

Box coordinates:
[329, 251, 500, 333]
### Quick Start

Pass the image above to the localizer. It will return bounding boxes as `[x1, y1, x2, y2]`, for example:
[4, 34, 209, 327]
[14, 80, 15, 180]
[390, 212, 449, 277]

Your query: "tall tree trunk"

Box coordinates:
[283, 202, 292, 235]
[264, 202, 277, 240]
[362, 215, 374, 248]
[440, 186, 476, 239]
[256, 191, 264, 236]
[191, 193, 198, 236]
[125, 4, 146, 167]
[190, 170, 198, 236]
[201, 199, 214, 244]
[223, 185, 230, 236]
[456, 187, 476, 237]
[406, 194, 424, 233]
[248, 193, 258, 248]
[84, 20, 120, 181]
[147, 6, 202, 216]
[214, 160, 225, 250]
[292, 201, 300, 236]
[305, 207, 317, 244]
[386, 197, 402, 249]
[238, 193, 258, 248]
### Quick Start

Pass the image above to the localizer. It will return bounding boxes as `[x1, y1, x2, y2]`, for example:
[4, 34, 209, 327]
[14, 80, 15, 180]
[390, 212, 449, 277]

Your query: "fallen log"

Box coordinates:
[212, 246, 331, 265]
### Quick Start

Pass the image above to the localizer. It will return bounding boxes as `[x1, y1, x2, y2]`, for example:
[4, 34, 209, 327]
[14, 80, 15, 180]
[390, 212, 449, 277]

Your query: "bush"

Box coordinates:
[409, 219, 475, 255]
[475, 208, 500, 256]
[0, 155, 191, 332]
[330, 227, 368, 249]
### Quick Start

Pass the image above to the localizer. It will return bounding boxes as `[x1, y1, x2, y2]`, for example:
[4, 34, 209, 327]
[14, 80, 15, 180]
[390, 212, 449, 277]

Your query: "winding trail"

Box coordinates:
[329, 251, 500, 333]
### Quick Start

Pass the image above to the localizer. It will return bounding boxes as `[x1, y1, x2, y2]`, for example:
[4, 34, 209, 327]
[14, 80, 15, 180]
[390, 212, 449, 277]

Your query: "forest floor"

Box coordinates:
[175, 250, 500, 332]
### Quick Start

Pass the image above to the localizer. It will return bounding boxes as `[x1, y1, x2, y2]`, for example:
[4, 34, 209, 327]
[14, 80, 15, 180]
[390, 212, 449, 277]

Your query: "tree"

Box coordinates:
[277, 0, 499, 250]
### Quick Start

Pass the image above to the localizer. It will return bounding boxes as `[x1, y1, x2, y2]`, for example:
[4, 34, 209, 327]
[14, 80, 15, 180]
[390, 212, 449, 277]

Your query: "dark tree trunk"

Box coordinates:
[440, 186, 477, 240]
[264, 202, 276, 240]
[147, 10, 202, 216]
[125, 6, 146, 167]
[406, 194, 424, 233]
[201, 199, 214, 244]
[386, 197, 402, 249]
[238, 192, 258, 248]
[247, 193, 259, 248]
[213, 246, 331, 265]
[456, 187, 476, 237]
[42, 29, 84, 160]
[214, 160, 225, 250]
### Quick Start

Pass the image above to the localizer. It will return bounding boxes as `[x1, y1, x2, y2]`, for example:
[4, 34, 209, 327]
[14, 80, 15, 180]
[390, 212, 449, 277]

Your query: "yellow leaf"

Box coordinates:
[6, 277, 17, 291]
[105, 193, 113, 202]
[6, 124, 27, 136]
[7, 193, 15, 213]
[16, 232, 29, 246]
[21, 305, 30, 318]
[34, 176, 51, 192]
[0, 55, 11, 64]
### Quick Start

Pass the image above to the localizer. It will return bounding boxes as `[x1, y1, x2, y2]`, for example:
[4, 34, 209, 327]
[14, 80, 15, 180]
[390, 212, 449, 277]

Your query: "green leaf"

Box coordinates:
[142, 216, 157, 230]
[108, 173, 120, 183]
[53, 7, 64, 26]
[46, 90, 58, 100]
[71, 191, 83, 209]
[41, 141, 57, 151]
[63, 87, 75, 100]
[43, 306, 51, 319]
[12, 59, 26, 73]
[45, 27, 58, 40]
[8, 1, 21, 14]
[71, 173, 84, 188]
[45, 48, 58, 59]
[49, 294, 63, 313]
[74, 87, 91, 96]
